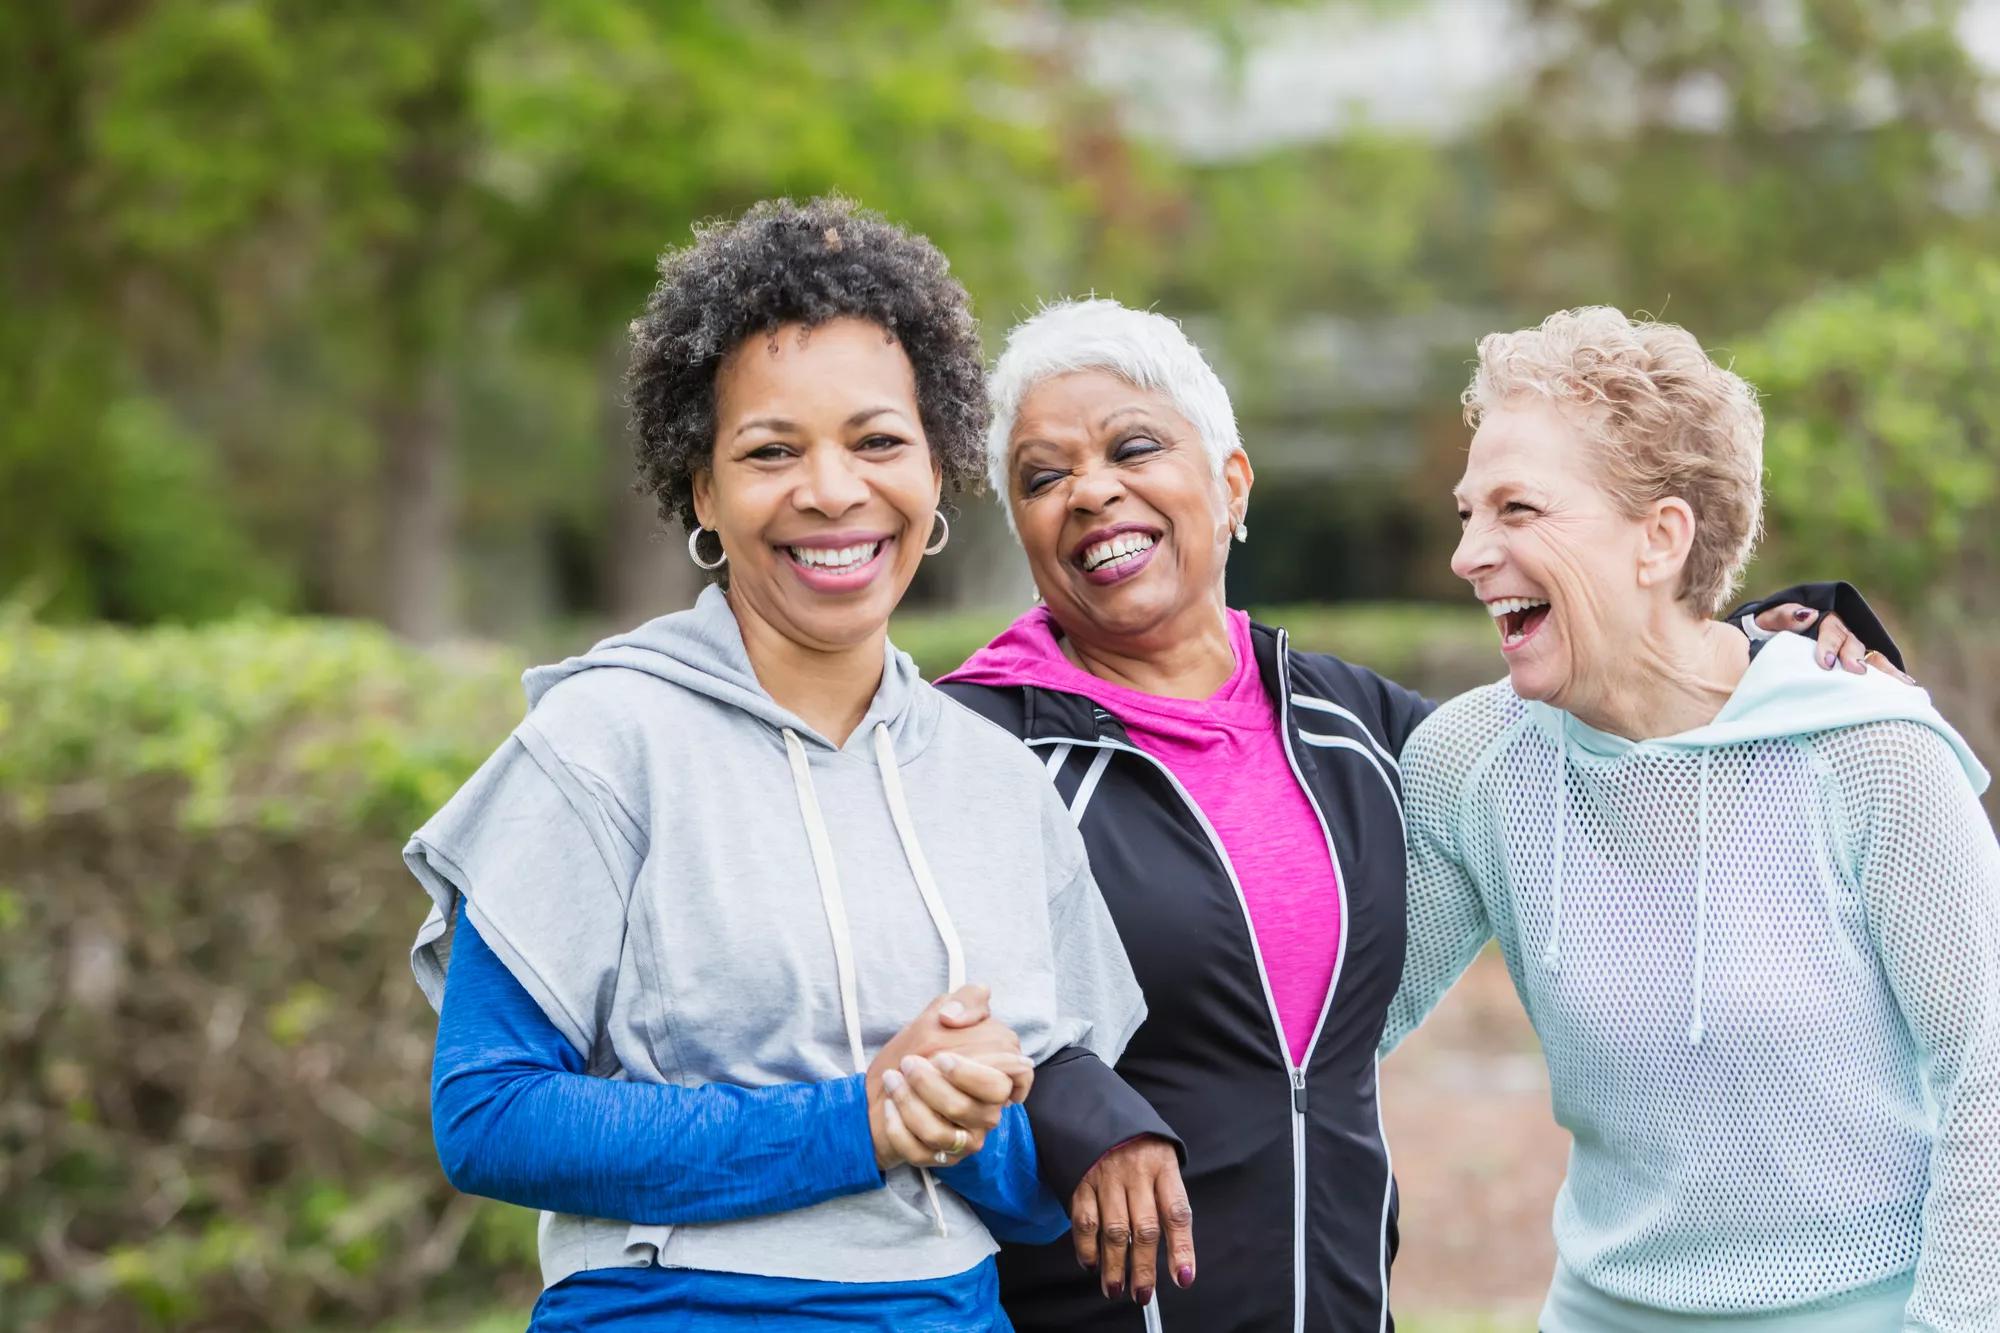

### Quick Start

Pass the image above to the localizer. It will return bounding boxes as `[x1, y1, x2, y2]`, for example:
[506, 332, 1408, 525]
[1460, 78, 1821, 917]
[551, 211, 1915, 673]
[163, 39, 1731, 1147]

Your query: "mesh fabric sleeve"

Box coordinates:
[1381, 700, 1496, 1057]
[1823, 720, 2000, 1331]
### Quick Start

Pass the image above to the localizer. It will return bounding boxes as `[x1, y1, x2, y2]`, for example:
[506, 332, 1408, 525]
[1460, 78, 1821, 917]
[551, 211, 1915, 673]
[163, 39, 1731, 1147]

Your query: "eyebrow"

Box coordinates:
[731, 406, 905, 439]
[1095, 405, 1156, 431]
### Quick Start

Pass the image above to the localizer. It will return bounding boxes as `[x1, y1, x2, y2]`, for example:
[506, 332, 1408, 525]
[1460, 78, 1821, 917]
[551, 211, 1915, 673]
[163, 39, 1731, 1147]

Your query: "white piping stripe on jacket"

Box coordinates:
[1288, 694, 1401, 770]
[782, 724, 968, 1235]
[1044, 742, 1074, 778]
[1068, 748, 1113, 822]
[1298, 733, 1404, 833]
[1372, 1054, 1394, 1333]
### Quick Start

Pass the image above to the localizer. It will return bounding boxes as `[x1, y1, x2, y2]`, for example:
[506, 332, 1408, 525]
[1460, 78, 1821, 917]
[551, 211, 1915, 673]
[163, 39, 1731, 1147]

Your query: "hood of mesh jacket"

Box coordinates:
[1526, 632, 1988, 795]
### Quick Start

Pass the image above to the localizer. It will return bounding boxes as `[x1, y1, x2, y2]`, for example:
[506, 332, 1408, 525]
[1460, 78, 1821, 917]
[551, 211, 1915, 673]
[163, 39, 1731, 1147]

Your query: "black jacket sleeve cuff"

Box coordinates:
[1023, 1046, 1183, 1201]
[1725, 580, 1904, 671]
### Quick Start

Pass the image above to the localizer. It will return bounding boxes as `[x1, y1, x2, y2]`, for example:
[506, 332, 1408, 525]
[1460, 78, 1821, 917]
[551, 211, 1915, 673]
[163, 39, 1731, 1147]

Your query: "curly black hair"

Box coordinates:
[626, 196, 990, 535]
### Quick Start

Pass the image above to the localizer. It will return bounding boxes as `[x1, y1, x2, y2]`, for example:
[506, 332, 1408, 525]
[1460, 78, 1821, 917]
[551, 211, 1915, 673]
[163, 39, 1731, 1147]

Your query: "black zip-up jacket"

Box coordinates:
[941, 584, 1883, 1333]
[945, 622, 1425, 1333]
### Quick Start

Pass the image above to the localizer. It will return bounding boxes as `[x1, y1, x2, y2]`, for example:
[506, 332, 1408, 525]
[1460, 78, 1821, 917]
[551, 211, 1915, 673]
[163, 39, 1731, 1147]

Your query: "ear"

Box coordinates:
[691, 467, 716, 532]
[1636, 496, 1696, 592]
[1221, 449, 1255, 527]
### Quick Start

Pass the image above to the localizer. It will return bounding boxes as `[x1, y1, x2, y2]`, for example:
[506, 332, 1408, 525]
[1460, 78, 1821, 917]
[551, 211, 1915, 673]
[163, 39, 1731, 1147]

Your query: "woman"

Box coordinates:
[1387, 307, 1998, 1331]
[936, 299, 1893, 1332]
[402, 199, 1146, 1331]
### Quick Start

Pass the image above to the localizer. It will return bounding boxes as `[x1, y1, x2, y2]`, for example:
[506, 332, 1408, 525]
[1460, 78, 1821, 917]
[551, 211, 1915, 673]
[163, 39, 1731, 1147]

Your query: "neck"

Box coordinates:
[728, 591, 884, 746]
[1059, 586, 1237, 701]
[1566, 609, 1750, 741]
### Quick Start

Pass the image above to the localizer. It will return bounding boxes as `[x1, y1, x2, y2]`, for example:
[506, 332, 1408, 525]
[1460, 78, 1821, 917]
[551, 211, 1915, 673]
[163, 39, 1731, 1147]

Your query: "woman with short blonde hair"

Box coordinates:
[1391, 306, 2000, 1332]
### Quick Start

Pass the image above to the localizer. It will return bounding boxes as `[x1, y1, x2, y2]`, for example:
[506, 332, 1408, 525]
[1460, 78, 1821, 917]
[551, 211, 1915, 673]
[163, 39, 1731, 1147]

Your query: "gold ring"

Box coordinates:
[950, 1128, 969, 1156]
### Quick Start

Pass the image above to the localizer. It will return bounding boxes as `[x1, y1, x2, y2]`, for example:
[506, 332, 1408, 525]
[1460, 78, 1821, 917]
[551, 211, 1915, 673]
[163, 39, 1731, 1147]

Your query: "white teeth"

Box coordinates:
[1081, 533, 1157, 572]
[788, 542, 880, 570]
[1485, 596, 1550, 619]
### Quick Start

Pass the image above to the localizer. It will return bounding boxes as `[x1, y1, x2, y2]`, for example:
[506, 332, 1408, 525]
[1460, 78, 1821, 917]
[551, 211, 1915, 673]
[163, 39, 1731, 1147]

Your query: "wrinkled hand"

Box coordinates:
[866, 986, 1028, 1172]
[1753, 604, 1912, 683]
[1071, 1135, 1193, 1307]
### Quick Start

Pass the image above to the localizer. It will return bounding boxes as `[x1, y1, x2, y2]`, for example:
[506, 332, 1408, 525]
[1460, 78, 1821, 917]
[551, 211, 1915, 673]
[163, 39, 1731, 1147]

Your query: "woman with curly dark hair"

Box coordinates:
[400, 198, 1149, 1331]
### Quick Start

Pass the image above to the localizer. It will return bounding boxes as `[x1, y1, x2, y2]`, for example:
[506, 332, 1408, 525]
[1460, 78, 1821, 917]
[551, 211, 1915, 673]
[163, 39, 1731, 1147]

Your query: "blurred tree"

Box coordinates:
[4, 0, 1182, 632]
[1740, 244, 1999, 620]
[1483, 0, 1998, 332]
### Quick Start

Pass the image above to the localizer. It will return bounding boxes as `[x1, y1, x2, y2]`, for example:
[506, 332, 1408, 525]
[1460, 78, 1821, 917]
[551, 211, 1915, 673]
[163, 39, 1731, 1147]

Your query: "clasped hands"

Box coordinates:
[865, 984, 1032, 1172]
[863, 985, 1195, 1308]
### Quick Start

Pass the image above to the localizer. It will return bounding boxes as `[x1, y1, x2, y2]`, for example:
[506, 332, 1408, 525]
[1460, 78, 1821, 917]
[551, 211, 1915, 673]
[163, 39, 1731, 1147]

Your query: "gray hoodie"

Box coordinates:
[406, 586, 1144, 1289]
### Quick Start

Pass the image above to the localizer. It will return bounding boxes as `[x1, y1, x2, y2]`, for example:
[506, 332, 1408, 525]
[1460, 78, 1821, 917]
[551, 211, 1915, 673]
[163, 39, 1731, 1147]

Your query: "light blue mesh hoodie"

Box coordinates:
[1385, 633, 1998, 1332]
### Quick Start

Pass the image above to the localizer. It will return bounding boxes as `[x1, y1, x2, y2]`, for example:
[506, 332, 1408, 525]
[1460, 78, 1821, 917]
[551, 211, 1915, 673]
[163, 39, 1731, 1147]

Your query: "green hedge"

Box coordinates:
[0, 603, 1494, 1330]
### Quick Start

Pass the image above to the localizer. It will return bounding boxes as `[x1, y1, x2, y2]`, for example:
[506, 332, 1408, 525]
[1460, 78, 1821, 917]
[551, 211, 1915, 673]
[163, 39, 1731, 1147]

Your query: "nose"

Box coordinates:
[794, 441, 869, 518]
[1451, 517, 1501, 585]
[1067, 459, 1124, 516]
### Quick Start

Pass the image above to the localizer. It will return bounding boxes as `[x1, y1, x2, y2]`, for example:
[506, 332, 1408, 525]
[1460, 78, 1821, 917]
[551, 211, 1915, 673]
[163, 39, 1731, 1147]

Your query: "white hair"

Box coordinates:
[984, 299, 1243, 504]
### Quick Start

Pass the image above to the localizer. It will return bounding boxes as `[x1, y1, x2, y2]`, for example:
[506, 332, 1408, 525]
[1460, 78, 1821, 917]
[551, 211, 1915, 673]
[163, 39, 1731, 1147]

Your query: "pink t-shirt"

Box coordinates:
[942, 608, 1341, 1066]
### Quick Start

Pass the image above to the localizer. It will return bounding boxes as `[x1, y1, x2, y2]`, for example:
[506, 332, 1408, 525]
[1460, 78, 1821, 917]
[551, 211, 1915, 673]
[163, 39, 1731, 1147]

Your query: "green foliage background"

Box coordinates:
[6, 1, 1999, 1328]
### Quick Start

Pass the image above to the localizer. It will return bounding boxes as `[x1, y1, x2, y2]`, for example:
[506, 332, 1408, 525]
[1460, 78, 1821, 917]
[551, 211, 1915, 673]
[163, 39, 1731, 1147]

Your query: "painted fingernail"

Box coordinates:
[1105, 1281, 1123, 1300]
[1793, 607, 1814, 622]
[940, 1001, 965, 1020]
[1821, 651, 1835, 668]
[883, 1069, 905, 1092]
[1176, 1265, 1194, 1288]
[1137, 1287, 1154, 1306]
[935, 1051, 959, 1072]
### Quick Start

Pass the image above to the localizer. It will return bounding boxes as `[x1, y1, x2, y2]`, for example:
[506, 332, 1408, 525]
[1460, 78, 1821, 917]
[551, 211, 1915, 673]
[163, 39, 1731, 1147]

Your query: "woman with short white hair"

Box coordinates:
[1389, 306, 1999, 1331]
[934, 299, 1880, 1331]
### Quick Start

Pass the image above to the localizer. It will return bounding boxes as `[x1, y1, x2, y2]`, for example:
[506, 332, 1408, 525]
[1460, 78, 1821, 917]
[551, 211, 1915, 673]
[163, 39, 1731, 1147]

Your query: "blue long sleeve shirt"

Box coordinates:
[431, 912, 1067, 1329]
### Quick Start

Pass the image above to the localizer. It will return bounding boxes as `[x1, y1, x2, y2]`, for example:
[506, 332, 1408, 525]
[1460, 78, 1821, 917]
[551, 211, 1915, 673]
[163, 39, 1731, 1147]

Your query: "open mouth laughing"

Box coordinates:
[1070, 525, 1162, 586]
[1486, 595, 1551, 651]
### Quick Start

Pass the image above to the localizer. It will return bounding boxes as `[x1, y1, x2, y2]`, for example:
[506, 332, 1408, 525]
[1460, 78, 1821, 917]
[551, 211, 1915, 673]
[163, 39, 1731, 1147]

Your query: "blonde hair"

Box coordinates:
[1462, 307, 1765, 614]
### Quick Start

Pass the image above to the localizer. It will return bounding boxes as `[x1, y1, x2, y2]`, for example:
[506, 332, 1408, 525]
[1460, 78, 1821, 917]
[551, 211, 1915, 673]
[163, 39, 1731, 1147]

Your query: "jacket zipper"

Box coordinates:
[1034, 718, 1331, 1333]
[1272, 631, 1356, 1333]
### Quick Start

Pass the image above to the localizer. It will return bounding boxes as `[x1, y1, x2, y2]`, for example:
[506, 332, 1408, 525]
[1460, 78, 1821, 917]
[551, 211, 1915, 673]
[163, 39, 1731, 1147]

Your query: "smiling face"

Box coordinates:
[693, 317, 941, 655]
[1452, 397, 1673, 709]
[1006, 370, 1251, 653]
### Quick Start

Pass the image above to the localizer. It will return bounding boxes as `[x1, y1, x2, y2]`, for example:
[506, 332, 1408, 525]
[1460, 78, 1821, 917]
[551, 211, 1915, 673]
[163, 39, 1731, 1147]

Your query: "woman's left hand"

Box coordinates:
[1071, 1134, 1194, 1307]
[1753, 604, 1913, 683]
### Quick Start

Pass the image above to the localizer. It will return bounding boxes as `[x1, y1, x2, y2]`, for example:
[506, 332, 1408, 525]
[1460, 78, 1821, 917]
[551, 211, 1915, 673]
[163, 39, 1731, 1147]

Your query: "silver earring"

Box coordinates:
[1234, 521, 1249, 543]
[924, 512, 950, 556]
[687, 526, 727, 571]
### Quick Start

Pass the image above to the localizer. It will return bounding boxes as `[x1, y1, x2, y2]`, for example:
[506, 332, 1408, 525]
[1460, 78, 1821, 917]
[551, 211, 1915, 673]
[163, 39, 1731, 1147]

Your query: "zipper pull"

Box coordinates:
[1291, 1068, 1308, 1113]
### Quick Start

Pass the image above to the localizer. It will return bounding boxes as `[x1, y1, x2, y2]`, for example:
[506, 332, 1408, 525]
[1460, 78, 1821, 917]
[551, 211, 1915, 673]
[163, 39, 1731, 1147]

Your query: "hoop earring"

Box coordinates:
[688, 526, 727, 571]
[923, 512, 950, 556]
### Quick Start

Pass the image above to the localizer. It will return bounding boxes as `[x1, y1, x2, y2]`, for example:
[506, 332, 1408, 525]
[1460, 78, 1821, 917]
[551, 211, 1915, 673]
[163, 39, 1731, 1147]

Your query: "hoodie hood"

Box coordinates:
[524, 583, 938, 758]
[1531, 632, 1988, 793]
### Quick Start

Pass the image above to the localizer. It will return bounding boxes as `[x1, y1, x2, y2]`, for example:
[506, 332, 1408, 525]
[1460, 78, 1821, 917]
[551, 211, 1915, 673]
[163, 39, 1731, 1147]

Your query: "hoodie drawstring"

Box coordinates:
[1689, 750, 1712, 1048]
[1543, 741, 1567, 973]
[782, 724, 967, 1236]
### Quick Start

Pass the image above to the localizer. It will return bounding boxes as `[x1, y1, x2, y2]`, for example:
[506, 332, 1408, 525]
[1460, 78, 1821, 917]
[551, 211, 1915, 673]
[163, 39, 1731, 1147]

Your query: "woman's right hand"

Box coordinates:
[867, 986, 1027, 1171]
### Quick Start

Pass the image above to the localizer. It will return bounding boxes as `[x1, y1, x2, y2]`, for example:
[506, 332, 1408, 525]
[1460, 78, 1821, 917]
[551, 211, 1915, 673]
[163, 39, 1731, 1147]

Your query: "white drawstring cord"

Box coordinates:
[782, 725, 968, 1236]
[1544, 740, 1567, 973]
[873, 724, 966, 993]
[784, 729, 869, 1074]
[1689, 751, 1712, 1048]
